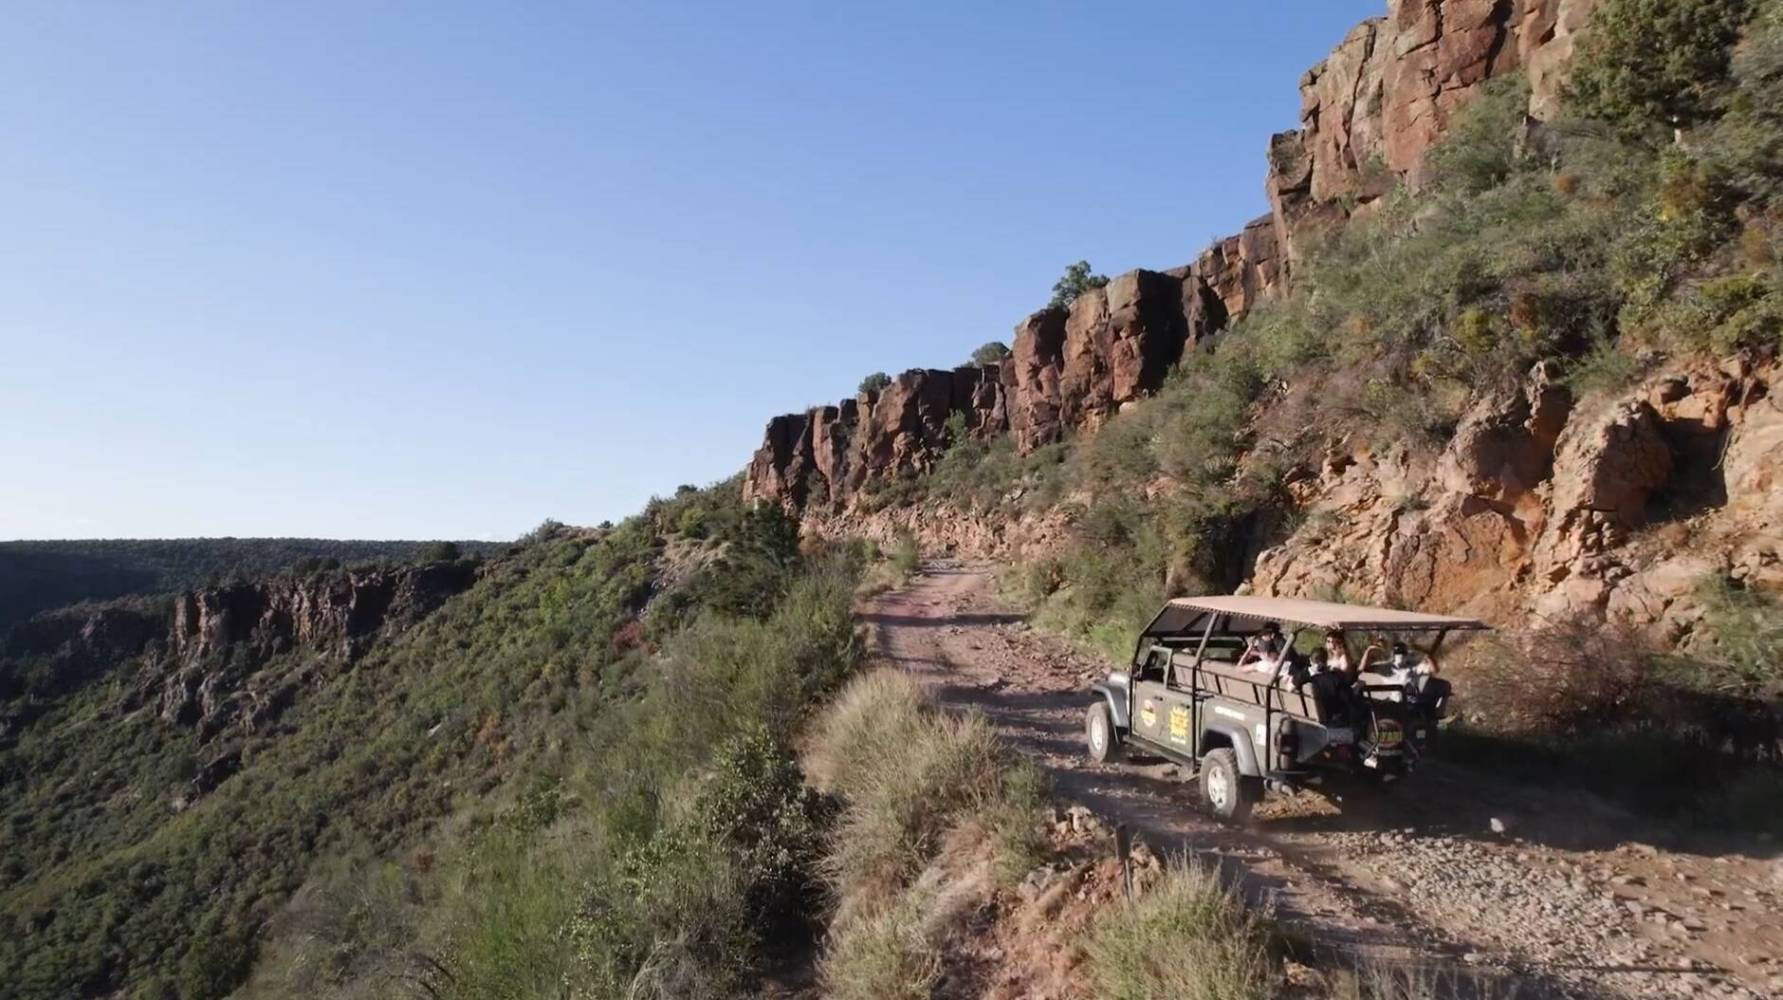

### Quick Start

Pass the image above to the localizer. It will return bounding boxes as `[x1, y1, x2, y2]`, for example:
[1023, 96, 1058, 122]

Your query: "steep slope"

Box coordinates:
[0, 488, 842, 999]
[744, 0, 1599, 511]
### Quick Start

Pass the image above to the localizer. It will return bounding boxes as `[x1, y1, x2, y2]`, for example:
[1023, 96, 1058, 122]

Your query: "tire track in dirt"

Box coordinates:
[860, 562, 1783, 1000]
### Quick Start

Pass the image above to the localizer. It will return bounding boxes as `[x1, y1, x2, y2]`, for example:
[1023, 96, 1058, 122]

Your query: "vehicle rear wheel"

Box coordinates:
[1085, 702, 1120, 764]
[1199, 747, 1257, 822]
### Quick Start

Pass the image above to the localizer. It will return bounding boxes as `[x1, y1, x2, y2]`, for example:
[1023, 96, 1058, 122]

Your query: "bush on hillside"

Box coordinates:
[1050, 260, 1109, 308]
[1568, 0, 1755, 133]
[968, 340, 1011, 366]
[858, 372, 893, 395]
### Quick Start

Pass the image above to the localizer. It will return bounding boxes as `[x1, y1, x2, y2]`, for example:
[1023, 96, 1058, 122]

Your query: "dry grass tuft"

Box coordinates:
[1084, 858, 1277, 1000]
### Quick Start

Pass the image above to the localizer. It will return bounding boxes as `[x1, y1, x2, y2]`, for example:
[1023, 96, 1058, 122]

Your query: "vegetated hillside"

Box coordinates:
[0, 537, 507, 631]
[0, 481, 866, 999]
[744, 0, 1783, 823]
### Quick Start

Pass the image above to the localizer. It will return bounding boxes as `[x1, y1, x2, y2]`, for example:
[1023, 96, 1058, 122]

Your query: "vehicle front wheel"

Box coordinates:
[1085, 702, 1120, 764]
[1199, 747, 1257, 823]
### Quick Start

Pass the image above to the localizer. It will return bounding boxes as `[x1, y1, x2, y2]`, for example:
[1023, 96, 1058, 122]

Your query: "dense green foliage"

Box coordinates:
[1049, 259, 1109, 308]
[1568, 0, 1754, 131]
[857, 371, 892, 395]
[250, 549, 865, 1000]
[0, 480, 864, 999]
[0, 537, 503, 631]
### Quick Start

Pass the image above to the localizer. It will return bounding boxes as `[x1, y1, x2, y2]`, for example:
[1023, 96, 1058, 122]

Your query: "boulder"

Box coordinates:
[1533, 400, 1674, 593]
[1436, 361, 1571, 506]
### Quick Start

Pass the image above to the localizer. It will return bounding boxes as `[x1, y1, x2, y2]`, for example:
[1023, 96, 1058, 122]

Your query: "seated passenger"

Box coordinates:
[1302, 648, 1360, 724]
[1322, 630, 1354, 675]
[1237, 621, 1286, 676]
[1361, 641, 1445, 701]
[1285, 647, 1325, 691]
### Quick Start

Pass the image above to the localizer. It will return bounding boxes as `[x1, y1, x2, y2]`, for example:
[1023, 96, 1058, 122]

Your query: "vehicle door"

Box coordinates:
[1131, 646, 1198, 757]
[1129, 646, 1173, 746]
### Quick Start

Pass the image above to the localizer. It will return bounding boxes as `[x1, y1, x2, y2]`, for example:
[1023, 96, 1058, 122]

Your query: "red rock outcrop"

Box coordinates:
[1005, 307, 1069, 452]
[1267, 0, 1599, 256]
[742, 366, 1009, 505]
[743, 0, 1597, 511]
[1248, 360, 1777, 638]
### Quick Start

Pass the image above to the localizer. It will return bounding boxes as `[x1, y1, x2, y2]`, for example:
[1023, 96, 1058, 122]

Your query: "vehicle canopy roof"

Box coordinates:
[1142, 595, 1490, 638]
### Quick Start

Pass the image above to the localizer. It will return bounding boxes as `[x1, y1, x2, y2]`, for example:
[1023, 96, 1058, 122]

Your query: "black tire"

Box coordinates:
[1085, 702, 1120, 764]
[1199, 747, 1257, 822]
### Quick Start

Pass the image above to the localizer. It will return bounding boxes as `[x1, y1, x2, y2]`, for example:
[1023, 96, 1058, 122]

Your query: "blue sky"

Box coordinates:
[2, 1, 1378, 540]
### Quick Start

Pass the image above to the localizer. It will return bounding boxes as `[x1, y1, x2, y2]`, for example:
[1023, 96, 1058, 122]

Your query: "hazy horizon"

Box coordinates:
[4, 1, 1379, 540]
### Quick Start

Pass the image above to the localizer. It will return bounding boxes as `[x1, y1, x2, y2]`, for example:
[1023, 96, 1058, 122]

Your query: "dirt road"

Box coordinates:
[861, 562, 1783, 1000]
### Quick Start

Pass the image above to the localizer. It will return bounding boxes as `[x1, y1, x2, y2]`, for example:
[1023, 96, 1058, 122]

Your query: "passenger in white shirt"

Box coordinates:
[1360, 641, 1441, 699]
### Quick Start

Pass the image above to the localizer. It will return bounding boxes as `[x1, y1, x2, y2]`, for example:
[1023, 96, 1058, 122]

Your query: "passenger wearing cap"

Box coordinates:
[1359, 639, 1442, 699]
[1237, 621, 1287, 678]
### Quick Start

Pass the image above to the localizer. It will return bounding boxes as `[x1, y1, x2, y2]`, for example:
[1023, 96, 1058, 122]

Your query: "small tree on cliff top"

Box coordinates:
[858, 371, 892, 395]
[1568, 0, 1755, 134]
[1049, 260, 1109, 308]
[968, 341, 1011, 366]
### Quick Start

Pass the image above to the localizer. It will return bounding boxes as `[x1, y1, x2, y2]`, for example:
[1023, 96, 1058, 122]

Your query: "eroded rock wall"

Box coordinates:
[0, 561, 479, 750]
[1250, 360, 1779, 642]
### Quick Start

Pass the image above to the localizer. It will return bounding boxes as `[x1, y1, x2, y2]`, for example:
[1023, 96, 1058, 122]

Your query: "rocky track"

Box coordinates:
[861, 562, 1783, 1000]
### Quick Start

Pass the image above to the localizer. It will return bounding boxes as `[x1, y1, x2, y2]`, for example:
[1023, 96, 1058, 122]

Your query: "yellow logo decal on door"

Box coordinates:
[1168, 706, 1191, 744]
[1140, 699, 1156, 727]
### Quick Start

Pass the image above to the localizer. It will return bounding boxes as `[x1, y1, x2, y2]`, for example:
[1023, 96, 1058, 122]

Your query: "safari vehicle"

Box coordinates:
[1083, 596, 1489, 821]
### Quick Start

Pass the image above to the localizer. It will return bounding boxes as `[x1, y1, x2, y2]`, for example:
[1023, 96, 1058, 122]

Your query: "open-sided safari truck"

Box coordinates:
[1084, 596, 1489, 821]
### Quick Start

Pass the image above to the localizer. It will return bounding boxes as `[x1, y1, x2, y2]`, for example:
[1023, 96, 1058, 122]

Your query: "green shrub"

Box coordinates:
[1568, 0, 1755, 133]
[1085, 858, 1277, 1000]
[1424, 76, 1531, 193]
[1688, 573, 1783, 690]
[968, 341, 1011, 366]
[1564, 333, 1643, 395]
[889, 532, 921, 578]
[1050, 260, 1109, 308]
[807, 672, 1047, 915]
[693, 726, 830, 944]
[858, 372, 893, 395]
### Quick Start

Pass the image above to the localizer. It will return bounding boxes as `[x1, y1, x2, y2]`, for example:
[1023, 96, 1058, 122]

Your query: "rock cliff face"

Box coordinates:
[1267, 0, 1597, 254]
[743, 0, 1597, 510]
[1249, 359, 1779, 642]
[0, 561, 479, 747]
[168, 560, 476, 662]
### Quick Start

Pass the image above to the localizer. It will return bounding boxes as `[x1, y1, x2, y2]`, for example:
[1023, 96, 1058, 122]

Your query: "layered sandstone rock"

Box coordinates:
[1004, 307, 1069, 452]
